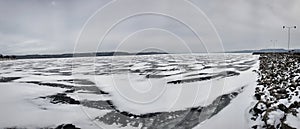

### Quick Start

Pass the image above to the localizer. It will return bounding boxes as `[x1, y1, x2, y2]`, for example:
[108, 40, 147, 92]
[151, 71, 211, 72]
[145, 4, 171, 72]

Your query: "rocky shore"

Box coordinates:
[250, 54, 300, 129]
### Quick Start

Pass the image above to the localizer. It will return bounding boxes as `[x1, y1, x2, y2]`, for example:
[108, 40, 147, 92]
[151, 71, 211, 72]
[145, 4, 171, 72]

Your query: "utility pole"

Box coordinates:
[270, 40, 277, 52]
[283, 26, 296, 50]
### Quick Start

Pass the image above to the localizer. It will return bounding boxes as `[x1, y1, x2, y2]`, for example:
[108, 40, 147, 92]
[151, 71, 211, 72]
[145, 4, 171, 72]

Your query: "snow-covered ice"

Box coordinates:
[0, 53, 262, 128]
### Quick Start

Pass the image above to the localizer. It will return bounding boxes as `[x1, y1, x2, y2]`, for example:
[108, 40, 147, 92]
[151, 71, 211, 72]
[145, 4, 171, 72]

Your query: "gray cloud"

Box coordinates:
[0, 0, 299, 55]
[194, 0, 300, 50]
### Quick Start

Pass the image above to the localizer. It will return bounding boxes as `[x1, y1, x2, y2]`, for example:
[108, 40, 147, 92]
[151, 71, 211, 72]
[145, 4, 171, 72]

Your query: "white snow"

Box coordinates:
[286, 113, 300, 128]
[94, 54, 260, 114]
[0, 83, 106, 129]
[0, 53, 262, 128]
[194, 61, 259, 129]
[67, 91, 110, 101]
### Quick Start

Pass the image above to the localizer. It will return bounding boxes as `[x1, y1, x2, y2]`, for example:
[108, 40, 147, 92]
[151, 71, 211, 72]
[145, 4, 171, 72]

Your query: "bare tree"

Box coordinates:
[11, 55, 16, 59]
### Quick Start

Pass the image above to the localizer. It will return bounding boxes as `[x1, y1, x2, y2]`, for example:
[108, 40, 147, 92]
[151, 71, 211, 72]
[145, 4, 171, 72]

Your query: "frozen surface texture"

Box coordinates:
[0, 54, 259, 128]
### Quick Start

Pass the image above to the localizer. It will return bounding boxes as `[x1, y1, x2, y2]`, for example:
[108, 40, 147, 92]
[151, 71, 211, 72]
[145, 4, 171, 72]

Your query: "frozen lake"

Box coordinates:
[0, 54, 259, 128]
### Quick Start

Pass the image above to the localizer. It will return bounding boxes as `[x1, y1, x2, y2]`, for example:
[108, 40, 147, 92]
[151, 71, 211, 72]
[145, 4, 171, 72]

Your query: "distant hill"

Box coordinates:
[226, 49, 300, 54]
[252, 49, 300, 54]
[14, 51, 169, 59]
[0, 54, 16, 60]
[254, 49, 287, 53]
[7, 49, 300, 59]
[225, 50, 255, 53]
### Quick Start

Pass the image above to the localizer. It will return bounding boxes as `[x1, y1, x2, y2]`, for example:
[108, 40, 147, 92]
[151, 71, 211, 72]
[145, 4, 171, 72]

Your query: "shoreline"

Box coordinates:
[249, 53, 300, 129]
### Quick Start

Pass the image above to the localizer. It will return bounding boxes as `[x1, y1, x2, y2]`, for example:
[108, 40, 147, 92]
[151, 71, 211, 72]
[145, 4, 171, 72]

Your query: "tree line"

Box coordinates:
[0, 54, 16, 60]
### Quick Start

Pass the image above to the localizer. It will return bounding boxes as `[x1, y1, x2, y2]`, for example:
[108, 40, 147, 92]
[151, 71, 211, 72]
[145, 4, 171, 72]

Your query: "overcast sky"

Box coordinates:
[0, 0, 299, 55]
